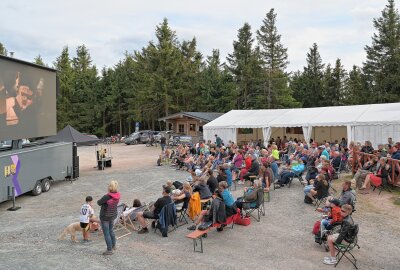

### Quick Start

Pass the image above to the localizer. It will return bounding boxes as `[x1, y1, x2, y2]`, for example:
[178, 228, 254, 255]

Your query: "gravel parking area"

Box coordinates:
[0, 144, 399, 270]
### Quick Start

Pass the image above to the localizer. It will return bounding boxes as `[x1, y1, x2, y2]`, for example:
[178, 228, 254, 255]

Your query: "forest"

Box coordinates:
[1, 0, 399, 137]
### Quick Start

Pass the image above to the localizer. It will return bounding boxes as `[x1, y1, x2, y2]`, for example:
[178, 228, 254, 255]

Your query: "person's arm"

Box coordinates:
[243, 189, 257, 201]
[172, 193, 186, 201]
[97, 194, 110, 206]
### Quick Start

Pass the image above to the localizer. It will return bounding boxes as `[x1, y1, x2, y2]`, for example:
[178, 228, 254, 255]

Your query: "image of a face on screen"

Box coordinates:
[0, 57, 56, 140]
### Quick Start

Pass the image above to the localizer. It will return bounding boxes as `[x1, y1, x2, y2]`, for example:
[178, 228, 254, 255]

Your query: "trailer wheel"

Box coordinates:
[42, 179, 51, 192]
[32, 181, 42, 196]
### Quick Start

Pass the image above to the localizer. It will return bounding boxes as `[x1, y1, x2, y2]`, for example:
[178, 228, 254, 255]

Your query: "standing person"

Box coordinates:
[160, 135, 167, 152]
[79, 196, 94, 243]
[215, 134, 222, 148]
[97, 180, 120, 255]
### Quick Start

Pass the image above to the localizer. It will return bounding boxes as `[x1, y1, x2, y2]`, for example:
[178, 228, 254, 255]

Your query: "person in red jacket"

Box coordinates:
[321, 199, 343, 232]
[97, 180, 120, 255]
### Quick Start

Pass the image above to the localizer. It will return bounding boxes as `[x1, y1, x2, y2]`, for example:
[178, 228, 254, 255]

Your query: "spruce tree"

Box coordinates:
[0, 42, 8, 56]
[363, 0, 400, 103]
[256, 8, 297, 109]
[33, 55, 45, 66]
[227, 23, 262, 109]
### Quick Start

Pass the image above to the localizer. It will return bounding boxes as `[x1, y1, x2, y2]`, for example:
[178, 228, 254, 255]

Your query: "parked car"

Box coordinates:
[125, 130, 151, 145]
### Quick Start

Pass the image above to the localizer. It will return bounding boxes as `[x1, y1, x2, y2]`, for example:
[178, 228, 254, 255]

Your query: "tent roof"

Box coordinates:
[204, 103, 400, 129]
[42, 125, 101, 145]
[158, 112, 224, 122]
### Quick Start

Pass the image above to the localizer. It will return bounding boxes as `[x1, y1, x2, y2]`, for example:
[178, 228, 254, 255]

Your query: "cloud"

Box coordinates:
[0, 0, 386, 72]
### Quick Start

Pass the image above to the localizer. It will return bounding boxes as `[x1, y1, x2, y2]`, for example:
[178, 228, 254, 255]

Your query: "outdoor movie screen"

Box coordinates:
[0, 56, 57, 141]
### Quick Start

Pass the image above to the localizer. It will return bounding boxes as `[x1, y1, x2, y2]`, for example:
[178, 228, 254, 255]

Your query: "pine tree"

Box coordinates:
[343, 65, 366, 105]
[33, 55, 45, 66]
[256, 9, 297, 109]
[294, 43, 325, 107]
[53, 46, 74, 130]
[363, 0, 400, 103]
[0, 42, 8, 56]
[322, 59, 347, 106]
[227, 23, 263, 109]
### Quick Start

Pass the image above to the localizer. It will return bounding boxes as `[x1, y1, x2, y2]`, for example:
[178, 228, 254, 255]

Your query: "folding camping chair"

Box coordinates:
[334, 224, 360, 269]
[175, 200, 189, 227]
[314, 195, 328, 211]
[242, 189, 265, 222]
[122, 204, 149, 231]
[113, 204, 132, 239]
[288, 171, 305, 188]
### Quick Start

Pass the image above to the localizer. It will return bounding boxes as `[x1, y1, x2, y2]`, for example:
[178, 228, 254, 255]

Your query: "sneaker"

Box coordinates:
[238, 181, 244, 185]
[112, 246, 117, 251]
[102, 250, 113, 256]
[187, 224, 197, 231]
[82, 239, 91, 244]
[138, 227, 149, 234]
[323, 257, 337, 265]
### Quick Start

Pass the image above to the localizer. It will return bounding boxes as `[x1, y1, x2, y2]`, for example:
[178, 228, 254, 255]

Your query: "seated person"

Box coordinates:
[321, 199, 342, 232]
[305, 174, 329, 203]
[193, 178, 212, 200]
[360, 157, 389, 194]
[187, 181, 236, 231]
[222, 163, 233, 187]
[330, 151, 341, 170]
[322, 180, 356, 210]
[165, 180, 176, 191]
[242, 154, 260, 182]
[276, 158, 305, 187]
[235, 180, 261, 212]
[172, 182, 192, 210]
[323, 204, 355, 265]
[137, 186, 173, 234]
[206, 169, 218, 194]
[352, 158, 378, 189]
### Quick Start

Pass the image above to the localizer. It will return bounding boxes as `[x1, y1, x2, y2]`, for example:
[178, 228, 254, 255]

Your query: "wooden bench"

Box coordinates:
[186, 228, 211, 253]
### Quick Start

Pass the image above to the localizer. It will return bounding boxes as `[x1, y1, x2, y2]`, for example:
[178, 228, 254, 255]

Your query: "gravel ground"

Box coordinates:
[0, 144, 399, 270]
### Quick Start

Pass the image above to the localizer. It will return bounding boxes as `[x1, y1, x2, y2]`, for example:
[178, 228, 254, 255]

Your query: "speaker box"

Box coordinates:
[73, 165, 79, 178]
[73, 156, 79, 167]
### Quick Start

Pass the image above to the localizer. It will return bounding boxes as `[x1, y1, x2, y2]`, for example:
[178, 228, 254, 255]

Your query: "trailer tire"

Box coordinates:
[32, 181, 42, 196]
[42, 179, 51, 192]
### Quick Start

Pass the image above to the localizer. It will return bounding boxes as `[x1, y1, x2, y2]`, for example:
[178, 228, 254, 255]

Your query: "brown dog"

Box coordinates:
[58, 222, 82, 242]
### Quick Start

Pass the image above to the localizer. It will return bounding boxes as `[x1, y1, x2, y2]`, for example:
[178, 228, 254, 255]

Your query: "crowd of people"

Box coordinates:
[77, 134, 399, 264]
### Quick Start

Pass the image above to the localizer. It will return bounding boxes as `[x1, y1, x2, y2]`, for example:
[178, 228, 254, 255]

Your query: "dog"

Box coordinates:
[58, 222, 82, 242]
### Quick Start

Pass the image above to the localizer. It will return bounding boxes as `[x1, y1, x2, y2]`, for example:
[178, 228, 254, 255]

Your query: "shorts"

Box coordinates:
[331, 233, 339, 241]
[143, 211, 158, 219]
[80, 222, 90, 231]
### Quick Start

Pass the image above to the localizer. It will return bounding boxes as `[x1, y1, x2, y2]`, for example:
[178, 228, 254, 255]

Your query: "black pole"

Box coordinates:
[7, 186, 21, 211]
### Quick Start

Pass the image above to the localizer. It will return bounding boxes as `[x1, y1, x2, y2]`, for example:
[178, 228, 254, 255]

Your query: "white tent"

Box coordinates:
[203, 103, 400, 147]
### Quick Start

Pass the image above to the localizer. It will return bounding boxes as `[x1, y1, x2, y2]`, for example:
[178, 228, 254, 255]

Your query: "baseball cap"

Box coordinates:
[195, 169, 202, 176]
[329, 198, 341, 206]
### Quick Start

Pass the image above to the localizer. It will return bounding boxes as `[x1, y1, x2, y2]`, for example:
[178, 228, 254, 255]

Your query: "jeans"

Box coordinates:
[280, 171, 295, 184]
[101, 220, 116, 251]
[304, 185, 314, 195]
[161, 143, 166, 152]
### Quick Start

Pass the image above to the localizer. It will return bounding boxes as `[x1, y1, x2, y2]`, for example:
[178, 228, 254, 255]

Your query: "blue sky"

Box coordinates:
[0, 0, 387, 72]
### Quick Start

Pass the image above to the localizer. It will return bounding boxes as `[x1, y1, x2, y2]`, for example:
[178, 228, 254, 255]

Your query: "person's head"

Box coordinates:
[215, 134, 218, 138]
[108, 180, 119, 193]
[388, 137, 393, 143]
[218, 181, 228, 192]
[85, 196, 93, 205]
[132, 199, 142, 207]
[340, 204, 353, 217]
[207, 169, 213, 176]
[162, 185, 171, 196]
[342, 179, 351, 191]
[379, 157, 387, 166]
[271, 144, 277, 150]
[166, 180, 174, 188]
[183, 182, 192, 194]
[329, 198, 341, 208]
[195, 169, 202, 177]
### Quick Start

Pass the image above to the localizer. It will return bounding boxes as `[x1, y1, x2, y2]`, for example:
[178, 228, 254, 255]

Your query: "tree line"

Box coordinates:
[1, 0, 399, 137]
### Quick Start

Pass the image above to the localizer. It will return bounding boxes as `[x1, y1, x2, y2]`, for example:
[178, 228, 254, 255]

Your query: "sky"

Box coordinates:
[0, 0, 389, 72]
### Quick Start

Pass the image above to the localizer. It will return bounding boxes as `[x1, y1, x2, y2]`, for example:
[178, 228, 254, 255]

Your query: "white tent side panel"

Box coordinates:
[203, 127, 237, 145]
[353, 125, 400, 147]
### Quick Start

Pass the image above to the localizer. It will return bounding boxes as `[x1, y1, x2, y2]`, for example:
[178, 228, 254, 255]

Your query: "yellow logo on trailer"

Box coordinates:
[4, 164, 16, 177]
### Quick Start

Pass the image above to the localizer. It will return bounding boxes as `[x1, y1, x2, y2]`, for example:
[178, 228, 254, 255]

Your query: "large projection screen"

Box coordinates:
[0, 56, 57, 140]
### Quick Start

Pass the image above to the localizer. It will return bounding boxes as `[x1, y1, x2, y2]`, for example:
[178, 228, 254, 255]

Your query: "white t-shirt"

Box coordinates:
[79, 203, 94, 223]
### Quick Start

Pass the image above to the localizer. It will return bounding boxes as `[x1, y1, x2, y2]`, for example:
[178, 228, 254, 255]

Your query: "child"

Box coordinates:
[321, 199, 342, 232]
[79, 196, 94, 243]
